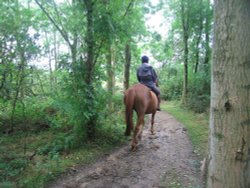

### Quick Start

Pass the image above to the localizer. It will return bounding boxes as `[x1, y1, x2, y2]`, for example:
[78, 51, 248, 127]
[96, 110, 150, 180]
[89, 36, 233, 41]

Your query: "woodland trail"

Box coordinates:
[47, 111, 203, 188]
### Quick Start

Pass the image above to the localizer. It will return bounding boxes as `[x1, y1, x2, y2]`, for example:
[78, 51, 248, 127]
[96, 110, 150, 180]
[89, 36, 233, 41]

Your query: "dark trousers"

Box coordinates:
[146, 85, 161, 107]
[146, 85, 160, 96]
[150, 86, 160, 96]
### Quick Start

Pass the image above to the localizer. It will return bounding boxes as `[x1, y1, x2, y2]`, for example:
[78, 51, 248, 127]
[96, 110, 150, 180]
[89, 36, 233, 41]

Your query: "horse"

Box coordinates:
[124, 83, 158, 151]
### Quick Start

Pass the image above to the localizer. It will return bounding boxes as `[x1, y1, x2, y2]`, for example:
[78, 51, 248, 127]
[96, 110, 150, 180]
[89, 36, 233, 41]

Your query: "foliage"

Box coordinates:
[0, 152, 28, 182]
[153, 0, 213, 108]
[0, 93, 127, 187]
[159, 63, 183, 100]
[0, 97, 51, 133]
[159, 62, 210, 113]
[186, 69, 210, 113]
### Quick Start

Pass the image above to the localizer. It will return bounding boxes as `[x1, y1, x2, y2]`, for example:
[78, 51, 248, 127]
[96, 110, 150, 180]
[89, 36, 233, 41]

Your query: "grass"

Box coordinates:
[162, 101, 209, 158]
[0, 123, 128, 188]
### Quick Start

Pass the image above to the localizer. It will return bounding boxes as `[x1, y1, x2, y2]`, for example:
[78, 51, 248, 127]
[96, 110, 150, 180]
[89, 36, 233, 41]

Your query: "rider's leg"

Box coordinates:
[151, 87, 161, 111]
[156, 94, 161, 111]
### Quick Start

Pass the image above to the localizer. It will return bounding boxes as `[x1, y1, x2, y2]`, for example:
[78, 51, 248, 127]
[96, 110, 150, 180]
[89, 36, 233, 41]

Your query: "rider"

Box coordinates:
[137, 55, 161, 111]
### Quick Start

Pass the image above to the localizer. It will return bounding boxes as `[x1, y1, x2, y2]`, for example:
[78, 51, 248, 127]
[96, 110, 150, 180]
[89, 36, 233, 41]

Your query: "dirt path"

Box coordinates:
[47, 111, 203, 188]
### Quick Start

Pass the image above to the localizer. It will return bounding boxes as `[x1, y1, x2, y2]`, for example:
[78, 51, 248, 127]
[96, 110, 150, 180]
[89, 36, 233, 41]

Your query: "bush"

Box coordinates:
[158, 63, 210, 113]
[186, 71, 210, 113]
[0, 153, 28, 182]
[0, 97, 54, 133]
[159, 64, 183, 100]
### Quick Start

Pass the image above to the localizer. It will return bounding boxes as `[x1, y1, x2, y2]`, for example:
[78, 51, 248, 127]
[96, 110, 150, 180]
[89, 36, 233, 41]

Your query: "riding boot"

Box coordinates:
[157, 94, 161, 111]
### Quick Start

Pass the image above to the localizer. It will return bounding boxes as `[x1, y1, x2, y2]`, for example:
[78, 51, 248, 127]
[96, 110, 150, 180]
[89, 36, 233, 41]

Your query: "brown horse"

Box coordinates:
[124, 83, 158, 151]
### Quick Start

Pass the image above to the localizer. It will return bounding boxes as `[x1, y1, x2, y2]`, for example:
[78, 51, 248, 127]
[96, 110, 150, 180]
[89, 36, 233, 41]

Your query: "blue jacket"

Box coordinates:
[137, 63, 158, 88]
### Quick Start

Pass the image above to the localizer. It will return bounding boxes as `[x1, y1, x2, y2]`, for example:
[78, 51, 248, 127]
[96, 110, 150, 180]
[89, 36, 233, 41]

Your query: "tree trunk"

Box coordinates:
[207, 0, 250, 187]
[53, 29, 59, 92]
[106, 44, 115, 95]
[124, 42, 131, 90]
[203, 0, 211, 72]
[194, 0, 203, 73]
[10, 37, 26, 133]
[84, 0, 96, 140]
[181, 0, 190, 103]
[45, 31, 54, 93]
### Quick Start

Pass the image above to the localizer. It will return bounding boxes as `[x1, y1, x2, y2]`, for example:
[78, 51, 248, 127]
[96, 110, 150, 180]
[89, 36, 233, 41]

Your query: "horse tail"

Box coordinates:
[124, 90, 135, 136]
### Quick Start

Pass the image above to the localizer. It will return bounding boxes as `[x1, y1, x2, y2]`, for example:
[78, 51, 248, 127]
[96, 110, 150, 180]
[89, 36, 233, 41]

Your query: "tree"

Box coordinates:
[180, 0, 190, 103]
[193, 0, 203, 73]
[207, 0, 250, 187]
[203, 0, 212, 71]
[124, 42, 131, 90]
[0, 0, 39, 132]
[83, 0, 97, 139]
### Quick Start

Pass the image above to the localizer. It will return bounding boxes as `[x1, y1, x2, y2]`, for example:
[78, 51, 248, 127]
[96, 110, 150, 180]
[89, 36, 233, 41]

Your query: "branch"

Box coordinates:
[123, 0, 134, 18]
[34, 0, 73, 48]
[93, 39, 105, 67]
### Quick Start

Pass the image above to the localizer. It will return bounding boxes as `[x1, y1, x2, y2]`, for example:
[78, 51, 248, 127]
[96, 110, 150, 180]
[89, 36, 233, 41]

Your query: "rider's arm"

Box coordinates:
[136, 69, 141, 82]
[152, 68, 158, 86]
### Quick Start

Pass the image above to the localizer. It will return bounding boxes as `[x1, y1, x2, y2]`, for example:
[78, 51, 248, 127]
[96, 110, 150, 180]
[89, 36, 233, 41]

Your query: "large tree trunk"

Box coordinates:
[207, 0, 250, 187]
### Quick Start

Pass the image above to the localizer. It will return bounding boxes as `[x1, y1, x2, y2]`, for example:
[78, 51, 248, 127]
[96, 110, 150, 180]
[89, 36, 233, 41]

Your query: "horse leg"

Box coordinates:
[151, 112, 156, 135]
[131, 115, 144, 151]
[138, 116, 144, 141]
[125, 108, 134, 136]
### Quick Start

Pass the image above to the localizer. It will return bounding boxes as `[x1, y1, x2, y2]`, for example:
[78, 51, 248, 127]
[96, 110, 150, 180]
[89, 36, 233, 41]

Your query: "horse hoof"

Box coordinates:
[151, 130, 155, 135]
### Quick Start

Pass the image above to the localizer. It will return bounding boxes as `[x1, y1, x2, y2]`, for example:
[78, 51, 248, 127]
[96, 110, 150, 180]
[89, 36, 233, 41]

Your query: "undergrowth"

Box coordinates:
[0, 94, 127, 188]
[0, 126, 127, 188]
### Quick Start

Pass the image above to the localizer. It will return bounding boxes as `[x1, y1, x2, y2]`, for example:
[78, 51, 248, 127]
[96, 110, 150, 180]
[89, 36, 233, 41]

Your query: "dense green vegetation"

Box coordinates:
[0, 94, 127, 187]
[0, 0, 213, 187]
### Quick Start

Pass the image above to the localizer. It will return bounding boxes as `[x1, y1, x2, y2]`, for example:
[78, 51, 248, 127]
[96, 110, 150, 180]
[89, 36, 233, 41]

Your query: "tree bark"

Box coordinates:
[207, 0, 250, 187]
